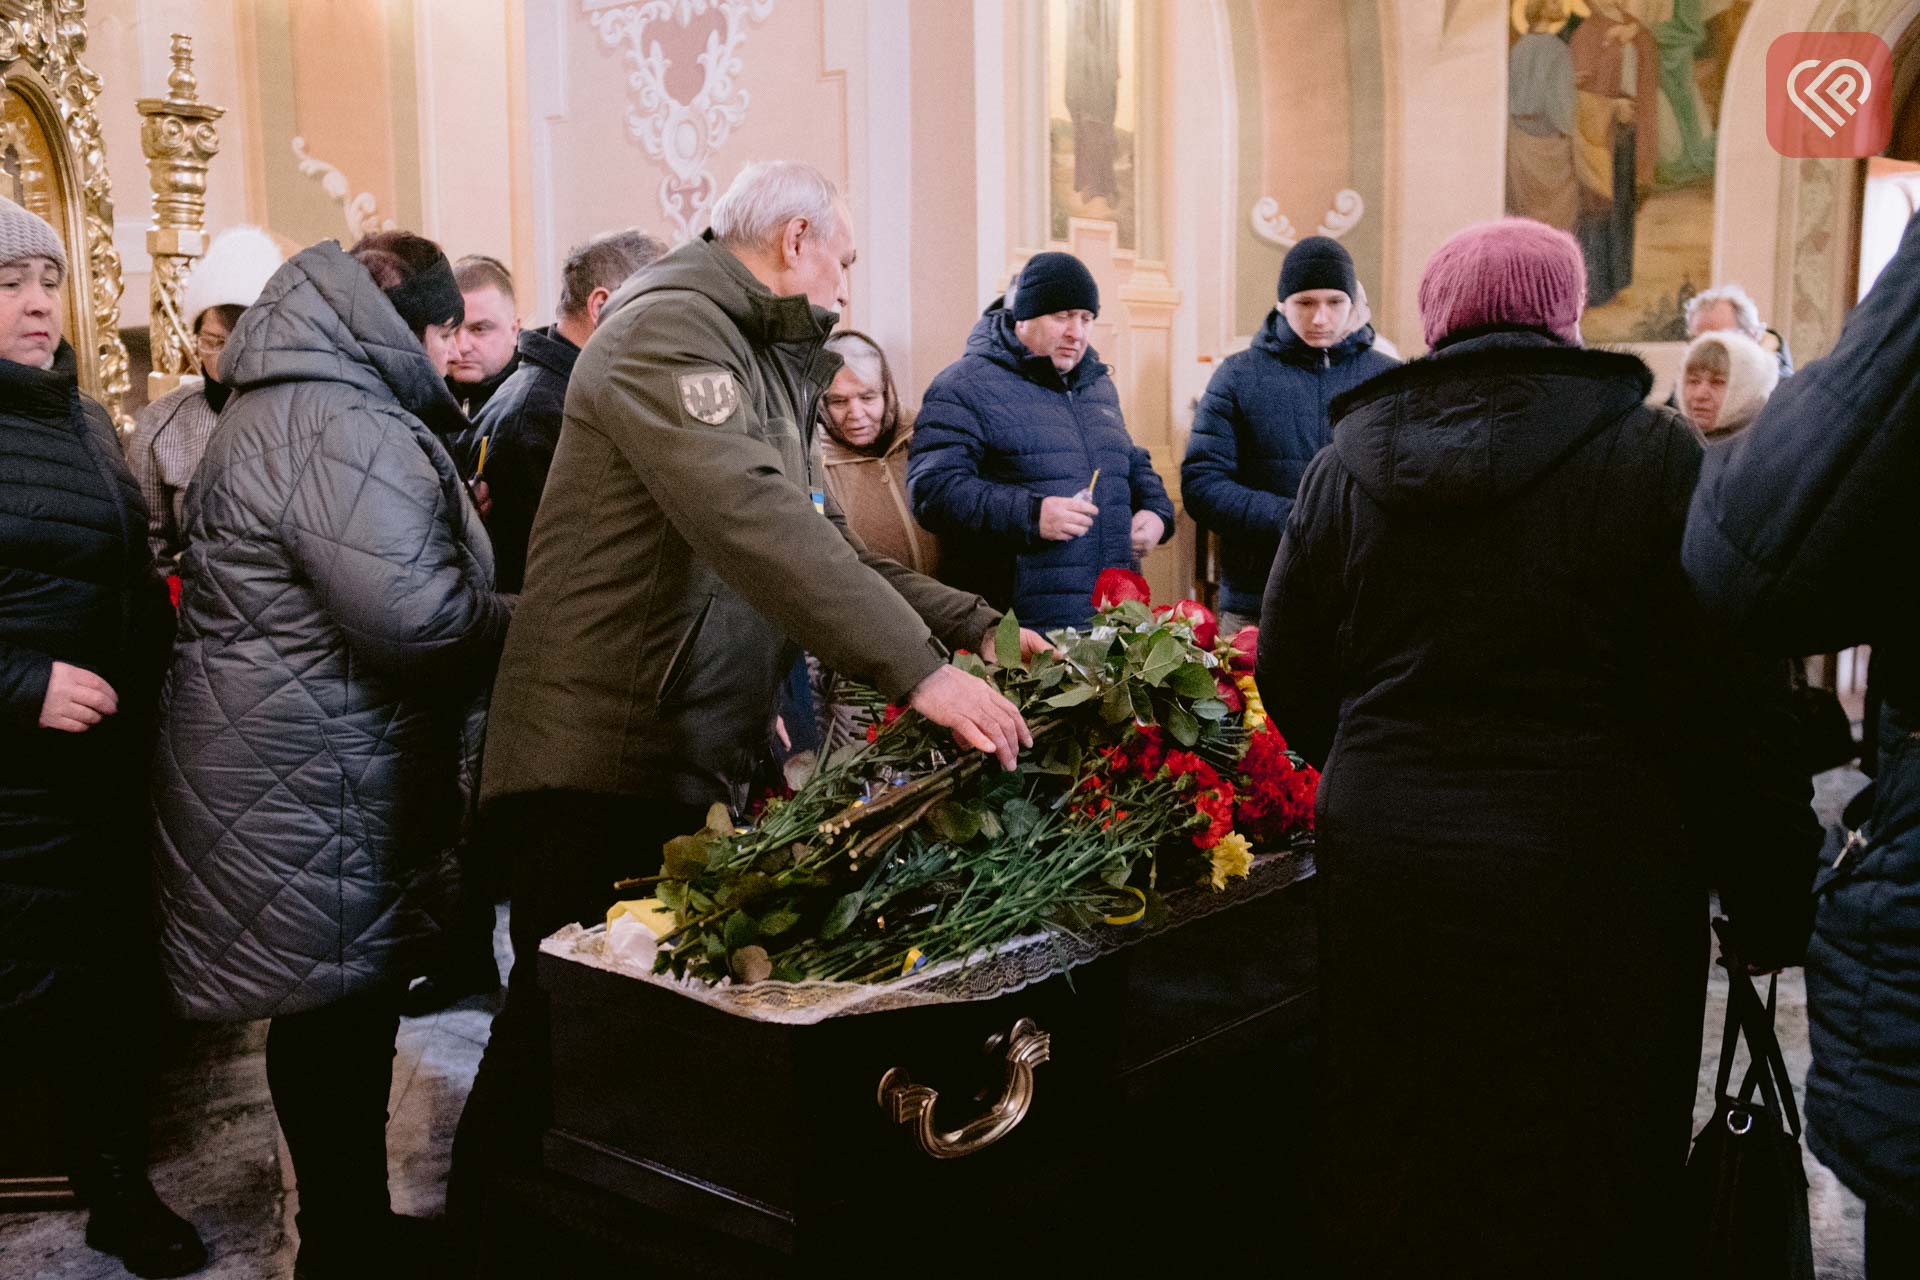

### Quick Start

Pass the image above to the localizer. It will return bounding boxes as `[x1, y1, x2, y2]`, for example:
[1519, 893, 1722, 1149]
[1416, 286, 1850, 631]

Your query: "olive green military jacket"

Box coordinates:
[481, 233, 997, 811]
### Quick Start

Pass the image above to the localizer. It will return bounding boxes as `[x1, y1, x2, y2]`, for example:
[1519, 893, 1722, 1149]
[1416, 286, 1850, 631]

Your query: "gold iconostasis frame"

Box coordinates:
[1, 0, 133, 422]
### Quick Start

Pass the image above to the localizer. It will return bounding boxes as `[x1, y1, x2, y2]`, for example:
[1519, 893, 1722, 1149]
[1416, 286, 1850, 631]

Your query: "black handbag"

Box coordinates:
[1684, 919, 1816, 1280]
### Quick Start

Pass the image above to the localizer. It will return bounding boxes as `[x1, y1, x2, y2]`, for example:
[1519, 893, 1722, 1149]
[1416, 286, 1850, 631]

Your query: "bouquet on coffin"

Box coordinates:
[617, 569, 1318, 987]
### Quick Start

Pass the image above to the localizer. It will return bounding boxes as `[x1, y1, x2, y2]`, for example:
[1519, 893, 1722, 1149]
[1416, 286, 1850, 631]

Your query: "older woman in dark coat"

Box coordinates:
[0, 197, 202, 1276]
[151, 231, 510, 1277]
[1258, 219, 1817, 1277]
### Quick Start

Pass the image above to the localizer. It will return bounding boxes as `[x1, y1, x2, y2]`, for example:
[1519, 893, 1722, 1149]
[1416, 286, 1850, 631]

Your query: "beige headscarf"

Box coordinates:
[1682, 330, 1779, 439]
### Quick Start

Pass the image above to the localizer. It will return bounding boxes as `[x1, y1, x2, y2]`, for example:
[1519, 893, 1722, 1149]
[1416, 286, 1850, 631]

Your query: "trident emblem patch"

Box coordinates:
[677, 370, 740, 425]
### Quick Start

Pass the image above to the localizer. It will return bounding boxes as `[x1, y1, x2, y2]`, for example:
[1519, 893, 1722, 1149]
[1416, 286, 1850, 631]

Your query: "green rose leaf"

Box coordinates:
[995, 609, 1023, 671]
[1034, 660, 1068, 690]
[1137, 632, 1186, 687]
[1045, 682, 1102, 709]
[1101, 682, 1136, 724]
[724, 911, 759, 952]
[1001, 799, 1043, 841]
[929, 800, 983, 844]
[661, 834, 712, 879]
[978, 810, 1003, 840]
[1107, 599, 1153, 628]
[1190, 697, 1230, 721]
[953, 651, 991, 680]
[1131, 683, 1158, 726]
[758, 908, 801, 938]
[1169, 662, 1218, 699]
[728, 871, 776, 908]
[1166, 703, 1200, 747]
[1068, 635, 1114, 673]
[821, 892, 864, 940]
[704, 802, 734, 837]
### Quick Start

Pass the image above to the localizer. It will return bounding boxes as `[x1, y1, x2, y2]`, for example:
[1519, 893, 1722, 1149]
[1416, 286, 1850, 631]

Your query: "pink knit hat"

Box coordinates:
[1419, 218, 1586, 349]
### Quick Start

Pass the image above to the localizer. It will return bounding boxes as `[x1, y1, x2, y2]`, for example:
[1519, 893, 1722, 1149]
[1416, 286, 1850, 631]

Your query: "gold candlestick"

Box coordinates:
[136, 34, 223, 401]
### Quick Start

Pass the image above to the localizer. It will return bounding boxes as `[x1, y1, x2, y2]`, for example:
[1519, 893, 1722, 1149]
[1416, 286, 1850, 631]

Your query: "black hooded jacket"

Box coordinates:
[468, 326, 579, 592]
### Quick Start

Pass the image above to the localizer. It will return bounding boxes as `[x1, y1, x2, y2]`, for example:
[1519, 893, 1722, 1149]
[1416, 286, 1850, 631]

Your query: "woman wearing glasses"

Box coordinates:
[125, 226, 282, 568]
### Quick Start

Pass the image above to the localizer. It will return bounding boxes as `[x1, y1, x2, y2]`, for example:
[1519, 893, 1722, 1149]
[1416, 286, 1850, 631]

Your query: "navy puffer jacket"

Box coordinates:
[1181, 311, 1396, 617]
[1685, 208, 1920, 1217]
[909, 308, 1174, 630]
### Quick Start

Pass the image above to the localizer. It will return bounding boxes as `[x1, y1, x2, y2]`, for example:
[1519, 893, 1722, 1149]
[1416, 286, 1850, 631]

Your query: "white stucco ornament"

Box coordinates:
[583, 0, 776, 242]
[1250, 189, 1365, 250]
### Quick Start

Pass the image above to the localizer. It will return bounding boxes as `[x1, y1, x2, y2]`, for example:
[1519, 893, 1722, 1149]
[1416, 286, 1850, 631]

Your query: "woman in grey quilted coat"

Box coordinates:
[151, 231, 511, 1277]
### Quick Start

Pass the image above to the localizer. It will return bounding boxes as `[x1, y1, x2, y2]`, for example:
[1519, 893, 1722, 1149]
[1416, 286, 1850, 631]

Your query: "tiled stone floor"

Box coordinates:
[0, 772, 1877, 1277]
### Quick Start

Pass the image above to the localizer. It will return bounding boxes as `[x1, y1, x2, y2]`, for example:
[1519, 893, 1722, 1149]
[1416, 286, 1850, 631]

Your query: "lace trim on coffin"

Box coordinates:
[539, 844, 1315, 1026]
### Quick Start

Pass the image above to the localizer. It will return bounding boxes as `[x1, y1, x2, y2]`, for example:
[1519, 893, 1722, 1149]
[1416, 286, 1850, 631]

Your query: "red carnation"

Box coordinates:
[1128, 725, 1166, 777]
[1156, 599, 1218, 649]
[882, 704, 904, 725]
[1226, 626, 1259, 674]
[1092, 568, 1152, 609]
[166, 573, 183, 609]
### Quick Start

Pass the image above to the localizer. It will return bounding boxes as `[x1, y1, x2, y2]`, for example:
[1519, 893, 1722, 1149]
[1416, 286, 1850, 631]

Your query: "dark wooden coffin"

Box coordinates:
[535, 855, 1318, 1274]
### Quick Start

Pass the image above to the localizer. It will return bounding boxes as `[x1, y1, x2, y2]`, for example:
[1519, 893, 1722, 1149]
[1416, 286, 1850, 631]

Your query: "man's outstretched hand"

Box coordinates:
[908, 665, 1032, 770]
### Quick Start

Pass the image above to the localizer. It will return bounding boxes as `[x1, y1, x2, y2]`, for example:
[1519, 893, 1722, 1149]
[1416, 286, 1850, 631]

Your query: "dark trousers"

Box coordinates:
[447, 790, 701, 1230]
[264, 987, 402, 1248]
[1868, 1200, 1920, 1278]
[0, 965, 156, 1192]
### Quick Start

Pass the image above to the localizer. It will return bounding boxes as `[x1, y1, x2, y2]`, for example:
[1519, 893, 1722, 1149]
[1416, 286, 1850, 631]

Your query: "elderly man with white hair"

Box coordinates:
[450, 162, 1049, 1206]
[1684, 283, 1794, 380]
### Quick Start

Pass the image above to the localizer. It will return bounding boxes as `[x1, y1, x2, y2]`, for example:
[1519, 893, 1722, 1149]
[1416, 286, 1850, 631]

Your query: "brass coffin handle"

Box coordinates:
[876, 1017, 1052, 1160]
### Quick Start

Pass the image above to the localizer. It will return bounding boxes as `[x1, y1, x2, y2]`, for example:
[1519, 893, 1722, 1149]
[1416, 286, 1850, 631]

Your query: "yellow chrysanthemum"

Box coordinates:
[1236, 675, 1268, 733]
[1210, 831, 1254, 890]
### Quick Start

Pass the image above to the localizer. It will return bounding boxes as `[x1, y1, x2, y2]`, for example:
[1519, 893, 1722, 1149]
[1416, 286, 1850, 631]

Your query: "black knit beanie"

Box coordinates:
[384, 254, 465, 334]
[1277, 236, 1357, 301]
[1012, 252, 1099, 320]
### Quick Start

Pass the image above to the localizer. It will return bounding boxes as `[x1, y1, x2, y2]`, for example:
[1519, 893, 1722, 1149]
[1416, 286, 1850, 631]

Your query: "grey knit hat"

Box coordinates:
[0, 196, 68, 278]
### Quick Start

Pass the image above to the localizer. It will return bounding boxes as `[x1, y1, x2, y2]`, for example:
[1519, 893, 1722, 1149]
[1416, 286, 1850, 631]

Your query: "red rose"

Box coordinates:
[1092, 568, 1152, 609]
[1156, 599, 1218, 649]
[1215, 677, 1244, 712]
[1226, 626, 1258, 674]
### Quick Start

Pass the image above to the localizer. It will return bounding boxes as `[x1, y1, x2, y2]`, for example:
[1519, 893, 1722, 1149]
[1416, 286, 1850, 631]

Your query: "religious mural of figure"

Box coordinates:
[1569, 1, 1658, 306]
[1064, 0, 1120, 205]
[1507, 1, 1578, 232]
[1651, 0, 1719, 186]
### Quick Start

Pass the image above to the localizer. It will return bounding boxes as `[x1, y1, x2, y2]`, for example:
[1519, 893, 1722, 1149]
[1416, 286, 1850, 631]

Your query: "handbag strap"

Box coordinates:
[1713, 918, 1804, 1140]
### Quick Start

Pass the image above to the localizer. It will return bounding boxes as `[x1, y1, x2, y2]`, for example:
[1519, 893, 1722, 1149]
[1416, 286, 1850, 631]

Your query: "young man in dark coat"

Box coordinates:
[1685, 208, 1920, 1272]
[909, 252, 1176, 630]
[468, 229, 666, 593]
[1181, 237, 1398, 632]
[1258, 218, 1818, 1277]
[0, 197, 203, 1277]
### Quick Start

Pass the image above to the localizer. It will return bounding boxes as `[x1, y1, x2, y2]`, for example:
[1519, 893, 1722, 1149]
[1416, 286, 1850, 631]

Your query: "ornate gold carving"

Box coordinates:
[137, 33, 222, 401]
[0, 0, 132, 426]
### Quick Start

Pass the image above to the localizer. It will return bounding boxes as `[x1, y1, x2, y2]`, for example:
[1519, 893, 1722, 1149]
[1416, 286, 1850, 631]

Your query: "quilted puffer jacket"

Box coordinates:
[0, 343, 172, 1012]
[909, 306, 1175, 630]
[151, 242, 512, 1022]
[1181, 311, 1397, 617]
[1686, 208, 1920, 1217]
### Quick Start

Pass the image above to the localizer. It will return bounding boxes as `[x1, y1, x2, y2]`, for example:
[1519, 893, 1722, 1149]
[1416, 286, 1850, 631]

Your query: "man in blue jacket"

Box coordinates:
[1182, 236, 1398, 632]
[910, 252, 1175, 631]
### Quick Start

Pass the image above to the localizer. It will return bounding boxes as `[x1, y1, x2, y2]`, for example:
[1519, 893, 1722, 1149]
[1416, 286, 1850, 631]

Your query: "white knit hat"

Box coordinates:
[0, 195, 67, 277]
[182, 225, 283, 327]
[1682, 329, 1780, 437]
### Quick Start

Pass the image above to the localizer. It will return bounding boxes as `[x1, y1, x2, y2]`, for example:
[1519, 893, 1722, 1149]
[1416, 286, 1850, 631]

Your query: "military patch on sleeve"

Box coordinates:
[677, 370, 741, 425]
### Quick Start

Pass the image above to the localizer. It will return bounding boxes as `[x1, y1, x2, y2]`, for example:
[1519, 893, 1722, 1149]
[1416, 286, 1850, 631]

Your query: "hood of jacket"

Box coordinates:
[1329, 329, 1655, 515]
[1253, 306, 1380, 368]
[220, 240, 468, 440]
[962, 306, 1107, 391]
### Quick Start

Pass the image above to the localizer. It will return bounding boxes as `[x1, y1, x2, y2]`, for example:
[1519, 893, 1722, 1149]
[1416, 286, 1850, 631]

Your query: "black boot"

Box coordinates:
[79, 1159, 208, 1279]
